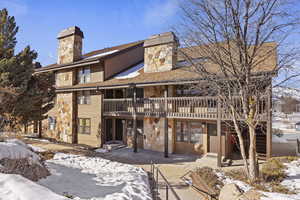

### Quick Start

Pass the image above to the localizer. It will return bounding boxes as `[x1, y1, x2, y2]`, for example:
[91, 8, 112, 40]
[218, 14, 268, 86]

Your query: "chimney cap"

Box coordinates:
[57, 26, 84, 39]
[144, 32, 178, 48]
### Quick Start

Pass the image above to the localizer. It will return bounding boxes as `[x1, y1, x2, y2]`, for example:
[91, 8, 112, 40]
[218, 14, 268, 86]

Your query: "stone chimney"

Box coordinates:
[57, 26, 84, 65]
[143, 32, 179, 73]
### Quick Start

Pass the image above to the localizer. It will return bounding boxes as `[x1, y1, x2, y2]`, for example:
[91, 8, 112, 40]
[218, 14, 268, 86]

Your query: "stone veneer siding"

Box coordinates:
[143, 86, 174, 153]
[58, 34, 82, 64]
[144, 43, 177, 73]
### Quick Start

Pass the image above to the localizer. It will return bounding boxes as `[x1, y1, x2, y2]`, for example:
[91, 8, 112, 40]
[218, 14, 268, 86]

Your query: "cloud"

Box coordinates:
[144, 0, 179, 27]
[0, 0, 28, 16]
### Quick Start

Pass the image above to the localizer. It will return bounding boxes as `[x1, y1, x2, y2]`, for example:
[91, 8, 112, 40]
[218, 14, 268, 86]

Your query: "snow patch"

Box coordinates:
[28, 144, 47, 153]
[0, 173, 68, 200]
[281, 159, 300, 193]
[41, 153, 152, 200]
[217, 159, 300, 200]
[84, 50, 119, 59]
[94, 148, 108, 153]
[216, 171, 252, 192]
[0, 139, 41, 164]
[114, 62, 144, 79]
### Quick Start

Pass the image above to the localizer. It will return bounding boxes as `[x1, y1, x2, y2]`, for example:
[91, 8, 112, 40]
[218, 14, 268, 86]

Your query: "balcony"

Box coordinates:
[103, 96, 268, 121]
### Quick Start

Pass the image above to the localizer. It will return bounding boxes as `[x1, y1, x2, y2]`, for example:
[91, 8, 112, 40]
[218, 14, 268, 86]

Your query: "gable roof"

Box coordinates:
[35, 40, 144, 73]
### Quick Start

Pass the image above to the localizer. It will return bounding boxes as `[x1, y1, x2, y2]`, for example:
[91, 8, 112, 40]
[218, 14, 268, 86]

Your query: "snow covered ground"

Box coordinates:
[39, 153, 152, 200]
[0, 140, 152, 200]
[0, 173, 68, 200]
[0, 139, 41, 164]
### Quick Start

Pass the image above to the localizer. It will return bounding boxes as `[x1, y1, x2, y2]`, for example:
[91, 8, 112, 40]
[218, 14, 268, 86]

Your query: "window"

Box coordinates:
[190, 122, 204, 144]
[78, 91, 91, 104]
[78, 67, 91, 84]
[78, 118, 91, 134]
[48, 116, 56, 130]
[176, 120, 204, 144]
[64, 74, 69, 81]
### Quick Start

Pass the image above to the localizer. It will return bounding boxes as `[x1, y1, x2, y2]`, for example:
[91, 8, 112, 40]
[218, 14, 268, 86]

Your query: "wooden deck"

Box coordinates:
[103, 96, 268, 121]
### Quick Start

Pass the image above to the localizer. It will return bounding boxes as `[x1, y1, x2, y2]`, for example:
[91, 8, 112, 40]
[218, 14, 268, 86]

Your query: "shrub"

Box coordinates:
[194, 167, 224, 195]
[261, 158, 286, 182]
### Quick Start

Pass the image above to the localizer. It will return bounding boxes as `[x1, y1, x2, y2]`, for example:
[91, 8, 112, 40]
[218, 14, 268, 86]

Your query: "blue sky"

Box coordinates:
[1, 0, 180, 66]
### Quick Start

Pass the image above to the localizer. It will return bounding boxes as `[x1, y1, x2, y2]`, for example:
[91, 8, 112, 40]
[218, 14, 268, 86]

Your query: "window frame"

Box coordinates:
[78, 118, 91, 135]
[48, 116, 56, 130]
[78, 90, 91, 105]
[77, 66, 91, 84]
[175, 120, 204, 144]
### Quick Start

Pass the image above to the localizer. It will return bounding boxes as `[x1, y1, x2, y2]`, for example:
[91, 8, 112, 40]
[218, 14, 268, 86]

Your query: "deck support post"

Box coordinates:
[266, 86, 272, 159]
[164, 86, 168, 158]
[132, 85, 138, 153]
[217, 98, 222, 167]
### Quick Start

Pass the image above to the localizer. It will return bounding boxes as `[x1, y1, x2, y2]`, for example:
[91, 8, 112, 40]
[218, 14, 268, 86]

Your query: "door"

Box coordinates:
[105, 119, 113, 141]
[116, 119, 123, 141]
[208, 123, 218, 153]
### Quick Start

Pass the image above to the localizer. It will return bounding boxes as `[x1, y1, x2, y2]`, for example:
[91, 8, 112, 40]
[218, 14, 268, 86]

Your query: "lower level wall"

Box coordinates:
[143, 117, 174, 153]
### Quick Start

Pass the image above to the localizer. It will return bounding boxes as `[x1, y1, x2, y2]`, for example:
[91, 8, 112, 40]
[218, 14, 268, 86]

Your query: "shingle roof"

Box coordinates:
[35, 40, 144, 73]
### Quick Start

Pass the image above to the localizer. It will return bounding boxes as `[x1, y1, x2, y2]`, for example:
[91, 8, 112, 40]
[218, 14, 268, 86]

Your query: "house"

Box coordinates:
[34, 26, 275, 164]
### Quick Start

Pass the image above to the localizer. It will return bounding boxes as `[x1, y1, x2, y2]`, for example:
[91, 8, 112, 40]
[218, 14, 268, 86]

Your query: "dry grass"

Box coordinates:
[194, 167, 224, 195]
[225, 157, 298, 195]
[38, 151, 55, 161]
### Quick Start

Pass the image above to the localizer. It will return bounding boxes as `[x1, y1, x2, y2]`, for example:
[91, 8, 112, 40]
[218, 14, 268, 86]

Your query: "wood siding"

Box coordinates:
[104, 46, 144, 80]
[77, 90, 102, 147]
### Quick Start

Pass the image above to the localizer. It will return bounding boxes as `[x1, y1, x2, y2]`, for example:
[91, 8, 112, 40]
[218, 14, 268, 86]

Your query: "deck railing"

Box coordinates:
[103, 96, 268, 121]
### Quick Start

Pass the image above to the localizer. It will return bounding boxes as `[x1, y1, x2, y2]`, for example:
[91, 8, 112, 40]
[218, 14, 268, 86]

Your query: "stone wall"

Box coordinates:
[144, 32, 178, 73]
[57, 27, 83, 65]
[143, 86, 174, 153]
[55, 93, 74, 143]
[144, 43, 176, 73]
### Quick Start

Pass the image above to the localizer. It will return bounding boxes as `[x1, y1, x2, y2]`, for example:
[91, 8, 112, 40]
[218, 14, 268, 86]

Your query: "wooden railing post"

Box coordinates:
[132, 85, 138, 153]
[164, 86, 168, 158]
[266, 86, 272, 159]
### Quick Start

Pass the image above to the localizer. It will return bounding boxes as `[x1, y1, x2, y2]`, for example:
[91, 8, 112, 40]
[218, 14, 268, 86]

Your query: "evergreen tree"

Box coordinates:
[0, 8, 54, 132]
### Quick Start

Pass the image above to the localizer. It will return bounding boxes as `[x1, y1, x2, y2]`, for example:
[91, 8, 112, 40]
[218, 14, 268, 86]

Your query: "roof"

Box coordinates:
[35, 40, 144, 73]
[56, 63, 201, 91]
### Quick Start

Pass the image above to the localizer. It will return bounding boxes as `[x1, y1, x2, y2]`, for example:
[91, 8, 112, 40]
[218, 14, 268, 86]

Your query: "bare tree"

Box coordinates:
[175, 0, 300, 182]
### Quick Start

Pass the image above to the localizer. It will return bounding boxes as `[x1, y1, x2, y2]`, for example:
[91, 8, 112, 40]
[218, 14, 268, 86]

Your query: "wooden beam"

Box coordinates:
[112, 118, 116, 141]
[132, 86, 138, 153]
[217, 99, 222, 167]
[164, 86, 169, 158]
[266, 86, 272, 159]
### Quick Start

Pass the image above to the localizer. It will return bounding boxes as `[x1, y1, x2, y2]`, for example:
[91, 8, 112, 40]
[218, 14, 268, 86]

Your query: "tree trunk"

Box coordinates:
[231, 106, 250, 177]
[248, 125, 258, 182]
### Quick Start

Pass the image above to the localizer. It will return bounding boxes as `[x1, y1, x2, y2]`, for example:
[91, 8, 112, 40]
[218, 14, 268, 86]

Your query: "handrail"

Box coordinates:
[103, 96, 268, 121]
[103, 96, 218, 101]
[157, 168, 181, 200]
[150, 161, 181, 200]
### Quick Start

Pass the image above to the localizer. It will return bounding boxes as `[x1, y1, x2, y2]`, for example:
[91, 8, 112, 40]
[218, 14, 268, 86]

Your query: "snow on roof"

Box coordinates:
[114, 62, 144, 79]
[84, 49, 119, 60]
